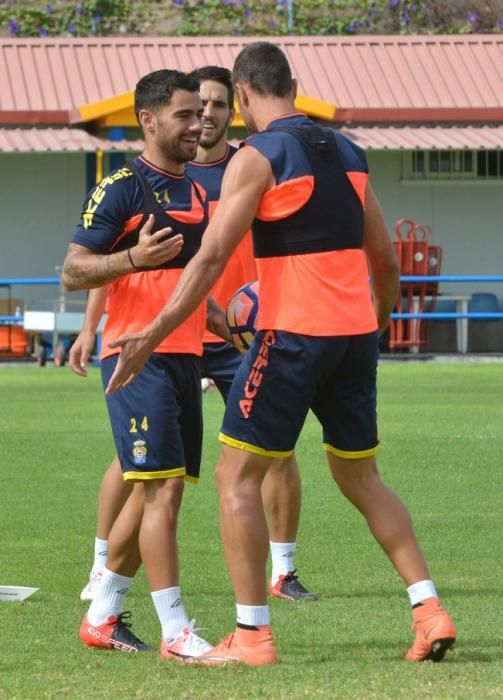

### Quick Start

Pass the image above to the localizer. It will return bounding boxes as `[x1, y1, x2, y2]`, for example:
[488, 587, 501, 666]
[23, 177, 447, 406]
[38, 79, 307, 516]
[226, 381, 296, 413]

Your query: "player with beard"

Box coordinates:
[63, 69, 225, 658]
[73, 66, 317, 607]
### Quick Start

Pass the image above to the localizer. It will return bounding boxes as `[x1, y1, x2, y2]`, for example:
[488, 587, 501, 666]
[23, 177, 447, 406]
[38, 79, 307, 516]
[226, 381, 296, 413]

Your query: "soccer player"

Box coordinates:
[105, 42, 457, 667]
[74, 65, 317, 604]
[62, 69, 226, 657]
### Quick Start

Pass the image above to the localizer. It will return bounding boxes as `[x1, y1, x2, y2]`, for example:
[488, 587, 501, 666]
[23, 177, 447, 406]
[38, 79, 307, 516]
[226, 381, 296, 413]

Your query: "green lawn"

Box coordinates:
[0, 363, 502, 699]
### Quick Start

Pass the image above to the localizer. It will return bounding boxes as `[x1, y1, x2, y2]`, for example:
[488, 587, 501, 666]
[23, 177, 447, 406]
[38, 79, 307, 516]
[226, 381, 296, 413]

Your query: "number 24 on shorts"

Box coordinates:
[129, 416, 149, 433]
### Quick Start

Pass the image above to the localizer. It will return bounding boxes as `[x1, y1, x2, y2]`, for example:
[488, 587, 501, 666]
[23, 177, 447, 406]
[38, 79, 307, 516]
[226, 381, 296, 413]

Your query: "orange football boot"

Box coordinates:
[79, 611, 150, 653]
[188, 625, 279, 666]
[405, 597, 456, 662]
[270, 570, 319, 601]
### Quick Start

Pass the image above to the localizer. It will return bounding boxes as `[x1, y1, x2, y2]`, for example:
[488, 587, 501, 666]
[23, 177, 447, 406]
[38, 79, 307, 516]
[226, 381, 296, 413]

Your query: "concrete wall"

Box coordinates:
[367, 151, 503, 351]
[0, 153, 88, 310]
[367, 150, 503, 301]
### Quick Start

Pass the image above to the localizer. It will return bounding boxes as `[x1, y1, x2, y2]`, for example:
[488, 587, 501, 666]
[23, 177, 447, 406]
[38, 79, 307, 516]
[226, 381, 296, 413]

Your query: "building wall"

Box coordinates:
[367, 150, 503, 301]
[0, 153, 89, 310]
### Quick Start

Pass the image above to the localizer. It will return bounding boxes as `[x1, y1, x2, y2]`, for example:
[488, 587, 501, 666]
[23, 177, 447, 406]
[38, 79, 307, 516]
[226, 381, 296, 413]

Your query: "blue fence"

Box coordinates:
[390, 276, 503, 320]
[0, 275, 502, 322]
[0, 277, 62, 325]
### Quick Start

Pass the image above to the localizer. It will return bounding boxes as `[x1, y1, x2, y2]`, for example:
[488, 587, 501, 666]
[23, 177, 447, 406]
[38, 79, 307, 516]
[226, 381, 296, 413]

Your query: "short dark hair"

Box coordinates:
[134, 69, 200, 122]
[191, 65, 234, 109]
[232, 42, 292, 97]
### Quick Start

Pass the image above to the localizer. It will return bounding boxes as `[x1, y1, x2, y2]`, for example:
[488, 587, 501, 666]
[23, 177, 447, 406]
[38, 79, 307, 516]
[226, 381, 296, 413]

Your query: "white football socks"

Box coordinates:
[87, 567, 132, 626]
[236, 603, 270, 627]
[91, 537, 108, 574]
[151, 586, 190, 642]
[407, 579, 438, 606]
[270, 541, 296, 583]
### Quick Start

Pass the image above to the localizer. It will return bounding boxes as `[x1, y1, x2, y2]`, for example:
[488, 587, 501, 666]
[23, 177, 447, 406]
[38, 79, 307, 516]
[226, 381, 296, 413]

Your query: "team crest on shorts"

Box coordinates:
[132, 439, 147, 465]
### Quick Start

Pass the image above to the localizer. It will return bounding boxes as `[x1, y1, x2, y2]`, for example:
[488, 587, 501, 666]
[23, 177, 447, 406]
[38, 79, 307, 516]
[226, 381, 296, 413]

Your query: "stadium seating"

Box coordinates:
[468, 292, 500, 319]
[468, 292, 502, 352]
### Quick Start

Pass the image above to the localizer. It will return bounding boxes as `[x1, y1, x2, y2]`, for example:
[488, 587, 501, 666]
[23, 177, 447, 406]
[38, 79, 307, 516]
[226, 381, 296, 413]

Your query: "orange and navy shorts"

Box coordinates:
[101, 353, 202, 483]
[219, 330, 380, 459]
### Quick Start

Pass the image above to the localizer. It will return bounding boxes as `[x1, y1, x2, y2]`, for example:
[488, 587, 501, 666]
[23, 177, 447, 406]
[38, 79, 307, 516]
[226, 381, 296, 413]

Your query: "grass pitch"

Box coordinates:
[0, 362, 502, 699]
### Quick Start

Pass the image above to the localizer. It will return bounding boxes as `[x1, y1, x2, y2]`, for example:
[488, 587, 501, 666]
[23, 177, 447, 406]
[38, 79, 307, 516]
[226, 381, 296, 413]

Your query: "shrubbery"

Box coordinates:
[0, 0, 502, 38]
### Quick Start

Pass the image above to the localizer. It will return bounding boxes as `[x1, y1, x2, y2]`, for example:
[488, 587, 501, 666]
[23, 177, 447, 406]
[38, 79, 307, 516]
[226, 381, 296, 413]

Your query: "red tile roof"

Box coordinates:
[1, 125, 500, 154]
[341, 125, 503, 150]
[0, 127, 143, 152]
[0, 35, 502, 126]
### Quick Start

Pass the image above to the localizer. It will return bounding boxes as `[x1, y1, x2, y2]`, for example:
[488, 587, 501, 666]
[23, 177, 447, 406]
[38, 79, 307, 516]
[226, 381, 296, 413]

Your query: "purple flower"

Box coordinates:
[409, 2, 418, 11]
[499, 19, 503, 28]
[390, 0, 399, 6]
[75, 5, 83, 15]
[232, 28, 242, 36]
[270, 19, 278, 29]
[8, 18, 19, 35]
[94, 14, 102, 23]
[244, 7, 252, 17]
[172, 0, 184, 6]
[39, 27, 49, 36]
[46, 4, 53, 13]
[468, 12, 479, 23]
[68, 24, 77, 34]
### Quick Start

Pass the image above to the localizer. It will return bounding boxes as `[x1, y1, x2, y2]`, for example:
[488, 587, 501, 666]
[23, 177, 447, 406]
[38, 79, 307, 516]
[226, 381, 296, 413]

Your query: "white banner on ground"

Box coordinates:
[0, 585, 39, 601]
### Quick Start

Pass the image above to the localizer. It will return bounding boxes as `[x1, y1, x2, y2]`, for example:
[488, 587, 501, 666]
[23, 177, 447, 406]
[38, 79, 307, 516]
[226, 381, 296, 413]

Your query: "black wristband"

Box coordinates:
[127, 248, 140, 271]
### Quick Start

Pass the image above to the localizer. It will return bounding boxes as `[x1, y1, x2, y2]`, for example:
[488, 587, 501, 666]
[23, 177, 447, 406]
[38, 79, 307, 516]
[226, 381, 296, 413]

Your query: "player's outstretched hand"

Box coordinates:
[69, 329, 96, 377]
[105, 332, 156, 394]
[129, 213, 184, 269]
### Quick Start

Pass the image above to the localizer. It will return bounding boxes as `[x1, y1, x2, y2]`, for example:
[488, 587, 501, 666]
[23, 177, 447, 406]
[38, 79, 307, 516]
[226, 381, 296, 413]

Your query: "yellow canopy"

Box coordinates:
[75, 91, 336, 128]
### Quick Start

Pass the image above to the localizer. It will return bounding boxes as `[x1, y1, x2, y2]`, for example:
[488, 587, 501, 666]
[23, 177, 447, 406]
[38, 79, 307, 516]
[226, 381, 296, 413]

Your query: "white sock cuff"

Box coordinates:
[92, 538, 109, 573]
[270, 541, 297, 580]
[87, 568, 132, 626]
[94, 537, 108, 555]
[101, 567, 133, 588]
[407, 579, 438, 606]
[151, 586, 181, 602]
[151, 587, 190, 642]
[236, 603, 270, 627]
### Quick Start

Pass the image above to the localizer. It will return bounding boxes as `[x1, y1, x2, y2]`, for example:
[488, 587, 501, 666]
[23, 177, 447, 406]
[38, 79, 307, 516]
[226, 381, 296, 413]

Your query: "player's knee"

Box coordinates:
[144, 476, 185, 512]
[329, 456, 379, 491]
[269, 454, 297, 475]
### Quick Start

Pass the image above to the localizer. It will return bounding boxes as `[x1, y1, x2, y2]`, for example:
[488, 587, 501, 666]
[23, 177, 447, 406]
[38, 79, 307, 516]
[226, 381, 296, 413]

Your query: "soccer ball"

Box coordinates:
[226, 280, 259, 352]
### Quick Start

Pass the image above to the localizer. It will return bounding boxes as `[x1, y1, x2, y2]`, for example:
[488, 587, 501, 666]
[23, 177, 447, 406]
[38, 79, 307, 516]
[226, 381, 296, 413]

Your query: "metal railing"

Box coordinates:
[0, 274, 502, 322]
[391, 276, 503, 320]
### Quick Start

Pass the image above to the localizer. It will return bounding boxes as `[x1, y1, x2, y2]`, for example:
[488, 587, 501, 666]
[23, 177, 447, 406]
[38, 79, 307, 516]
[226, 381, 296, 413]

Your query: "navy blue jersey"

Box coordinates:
[186, 144, 238, 215]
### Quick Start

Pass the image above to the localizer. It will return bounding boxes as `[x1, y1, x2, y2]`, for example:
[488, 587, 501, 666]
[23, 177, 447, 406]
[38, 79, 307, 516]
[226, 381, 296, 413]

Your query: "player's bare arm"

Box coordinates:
[363, 182, 400, 333]
[69, 286, 108, 377]
[105, 146, 272, 393]
[206, 296, 233, 345]
[62, 214, 184, 291]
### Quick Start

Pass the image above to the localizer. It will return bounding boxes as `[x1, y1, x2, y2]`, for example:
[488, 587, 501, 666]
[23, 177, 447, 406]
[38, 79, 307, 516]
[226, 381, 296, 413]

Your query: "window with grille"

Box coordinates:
[405, 150, 502, 180]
